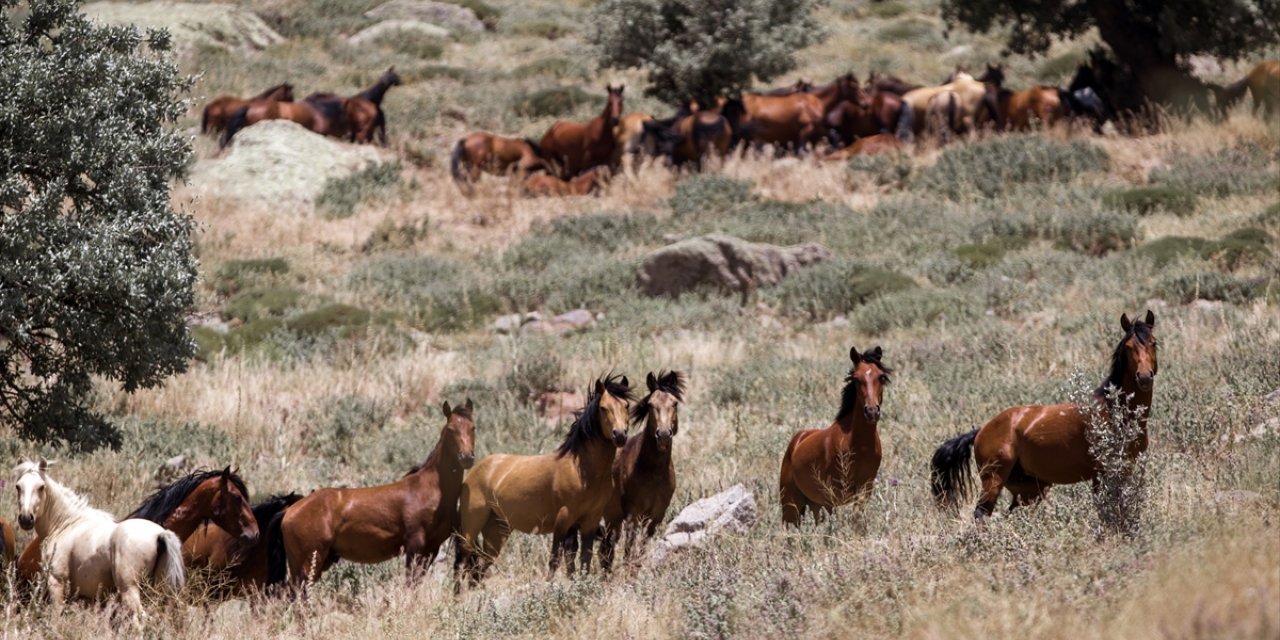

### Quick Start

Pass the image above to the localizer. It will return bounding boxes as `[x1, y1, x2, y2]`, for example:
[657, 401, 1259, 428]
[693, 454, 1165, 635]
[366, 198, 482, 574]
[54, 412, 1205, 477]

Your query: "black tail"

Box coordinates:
[201, 105, 211, 134]
[265, 509, 288, 586]
[930, 429, 978, 509]
[692, 116, 728, 160]
[375, 108, 388, 146]
[895, 100, 914, 141]
[220, 105, 250, 149]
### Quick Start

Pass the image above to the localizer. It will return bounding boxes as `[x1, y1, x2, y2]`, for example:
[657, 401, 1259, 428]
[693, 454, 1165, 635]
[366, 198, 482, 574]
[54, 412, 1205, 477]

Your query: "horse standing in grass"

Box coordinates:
[540, 85, 625, 178]
[898, 71, 989, 139]
[1223, 60, 1280, 118]
[976, 64, 1065, 131]
[599, 371, 686, 572]
[779, 347, 892, 526]
[340, 67, 403, 145]
[931, 312, 1158, 518]
[0, 517, 13, 568]
[14, 460, 184, 628]
[451, 133, 548, 195]
[269, 400, 475, 587]
[455, 375, 633, 590]
[212, 493, 302, 593]
[220, 94, 347, 148]
[641, 106, 732, 171]
[201, 83, 293, 134]
[723, 73, 868, 154]
[612, 112, 654, 172]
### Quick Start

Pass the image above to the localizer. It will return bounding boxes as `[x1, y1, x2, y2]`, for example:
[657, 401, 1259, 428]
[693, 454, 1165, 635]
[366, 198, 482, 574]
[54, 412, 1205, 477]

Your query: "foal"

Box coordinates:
[599, 371, 686, 571]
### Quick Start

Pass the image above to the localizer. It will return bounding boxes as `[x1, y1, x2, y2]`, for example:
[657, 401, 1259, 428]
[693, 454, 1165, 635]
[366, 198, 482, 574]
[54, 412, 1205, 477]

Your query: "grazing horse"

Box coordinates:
[898, 71, 989, 139]
[14, 460, 184, 627]
[612, 112, 654, 172]
[641, 106, 732, 170]
[723, 73, 868, 154]
[220, 94, 347, 148]
[931, 312, 1158, 518]
[271, 400, 476, 586]
[0, 516, 13, 568]
[450, 133, 548, 195]
[779, 346, 891, 526]
[455, 375, 633, 590]
[540, 85, 625, 178]
[220, 493, 301, 592]
[598, 371, 686, 572]
[521, 165, 609, 197]
[821, 133, 904, 161]
[977, 64, 1065, 131]
[201, 83, 293, 134]
[1223, 60, 1280, 118]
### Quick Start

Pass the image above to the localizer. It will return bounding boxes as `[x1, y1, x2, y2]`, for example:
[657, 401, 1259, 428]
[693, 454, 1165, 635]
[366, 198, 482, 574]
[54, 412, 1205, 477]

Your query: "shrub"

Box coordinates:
[258, 0, 381, 38]
[362, 217, 430, 253]
[846, 152, 912, 188]
[1256, 202, 1280, 228]
[1154, 272, 1266, 304]
[418, 65, 473, 82]
[317, 162, 403, 219]
[863, 1, 909, 19]
[119, 417, 237, 462]
[670, 175, 757, 218]
[876, 17, 943, 46]
[507, 20, 578, 40]
[510, 58, 584, 80]
[1209, 228, 1274, 270]
[213, 258, 290, 295]
[374, 32, 445, 59]
[769, 260, 916, 320]
[190, 327, 226, 362]
[511, 87, 596, 117]
[851, 287, 979, 333]
[309, 395, 391, 464]
[448, 0, 501, 29]
[953, 239, 1025, 269]
[349, 256, 501, 332]
[503, 349, 566, 401]
[224, 287, 305, 323]
[1047, 209, 1139, 256]
[1135, 236, 1214, 267]
[1101, 186, 1198, 217]
[494, 256, 637, 313]
[286, 304, 373, 337]
[916, 135, 1109, 200]
[537, 212, 660, 252]
[1150, 144, 1276, 197]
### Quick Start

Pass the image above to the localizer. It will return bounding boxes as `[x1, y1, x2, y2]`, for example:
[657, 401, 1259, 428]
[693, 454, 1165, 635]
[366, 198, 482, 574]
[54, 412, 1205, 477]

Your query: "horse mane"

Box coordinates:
[251, 493, 302, 529]
[557, 373, 633, 458]
[524, 138, 545, 158]
[305, 94, 345, 122]
[252, 83, 288, 100]
[632, 370, 686, 426]
[128, 469, 249, 524]
[1097, 320, 1154, 398]
[836, 352, 892, 421]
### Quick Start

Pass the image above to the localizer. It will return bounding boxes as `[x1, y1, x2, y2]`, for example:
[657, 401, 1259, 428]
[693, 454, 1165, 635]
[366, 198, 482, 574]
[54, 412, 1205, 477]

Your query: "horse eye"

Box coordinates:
[879, 375, 890, 384]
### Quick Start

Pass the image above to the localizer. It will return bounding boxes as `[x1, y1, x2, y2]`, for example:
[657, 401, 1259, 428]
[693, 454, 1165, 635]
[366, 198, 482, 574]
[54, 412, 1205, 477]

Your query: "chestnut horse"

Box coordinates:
[540, 85, 625, 178]
[220, 94, 347, 148]
[723, 73, 868, 153]
[270, 400, 475, 586]
[612, 112, 653, 172]
[522, 166, 609, 197]
[339, 67, 403, 145]
[779, 346, 891, 525]
[976, 64, 1064, 131]
[451, 133, 548, 195]
[1, 517, 13, 568]
[17, 467, 257, 587]
[931, 312, 1158, 518]
[201, 83, 293, 134]
[822, 133, 903, 161]
[599, 371, 686, 572]
[826, 90, 904, 146]
[1223, 60, 1280, 118]
[455, 375, 633, 590]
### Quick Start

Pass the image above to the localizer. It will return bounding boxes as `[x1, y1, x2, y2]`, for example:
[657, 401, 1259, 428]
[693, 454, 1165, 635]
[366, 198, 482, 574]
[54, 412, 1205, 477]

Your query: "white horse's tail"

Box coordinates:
[151, 530, 185, 592]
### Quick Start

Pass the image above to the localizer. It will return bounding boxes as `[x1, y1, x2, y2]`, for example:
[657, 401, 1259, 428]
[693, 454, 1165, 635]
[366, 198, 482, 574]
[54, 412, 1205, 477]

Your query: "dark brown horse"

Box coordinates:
[826, 89, 905, 146]
[780, 346, 891, 525]
[17, 467, 257, 586]
[213, 493, 302, 593]
[269, 400, 475, 586]
[0, 516, 13, 569]
[450, 133, 548, 195]
[220, 95, 347, 149]
[341, 67, 403, 145]
[540, 85, 625, 178]
[202, 83, 294, 134]
[455, 375, 633, 590]
[723, 73, 868, 154]
[599, 371, 685, 572]
[932, 312, 1158, 518]
[640, 107, 732, 170]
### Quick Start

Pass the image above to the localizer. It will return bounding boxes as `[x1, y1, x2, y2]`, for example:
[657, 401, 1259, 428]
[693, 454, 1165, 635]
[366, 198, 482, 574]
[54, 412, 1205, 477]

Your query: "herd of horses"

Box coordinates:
[1, 310, 1160, 625]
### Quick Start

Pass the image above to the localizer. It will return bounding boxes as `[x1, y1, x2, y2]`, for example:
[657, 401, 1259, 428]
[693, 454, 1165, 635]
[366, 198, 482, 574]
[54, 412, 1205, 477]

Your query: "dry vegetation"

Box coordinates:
[2, 0, 1279, 638]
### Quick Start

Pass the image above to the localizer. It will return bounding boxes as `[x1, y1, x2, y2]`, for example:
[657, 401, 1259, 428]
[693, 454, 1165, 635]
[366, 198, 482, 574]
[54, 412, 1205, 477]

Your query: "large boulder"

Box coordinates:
[637, 234, 832, 298]
[651, 484, 757, 565]
[189, 120, 394, 210]
[82, 2, 283, 54]
[348, 19, 450, 47]
[365, 0, 485, 32]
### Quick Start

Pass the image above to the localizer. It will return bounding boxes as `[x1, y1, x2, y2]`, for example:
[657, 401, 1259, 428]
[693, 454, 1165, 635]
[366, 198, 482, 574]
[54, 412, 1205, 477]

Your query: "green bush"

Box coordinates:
[506, 20, 578, 40]
[769, 260, 916, 320]
[851, 288, 980, 333]
[119, 417, 237, 462]
[537, 212, 660, 252]
[309, 395, 391, 464]
[258, 0, 381, 38]
[1211, 227, 1274, 270]
[1101, 186, 1199, 217]
[1135, 236, 1214, 267]
[1037, 50, 1088, 82]
[1048, 209, 1139, 256]
[494, 256, 637, 313]
[190, 326, 226, 362]
[372, 31, 445, 59]
[287, 304, 373, 337]
[670, 175, 757, 218]
[1150, 144, 1276, 197]
[503, 348, 565, 401]
[917, 135, 1109, 200]
[224, 287, 304, 323]
[362, 217, 430, 253]
[510, 58, 584, 80]
[1257, 203, 1280, 228]
[876, 17, 943, 46]
[954, 238, 1026, 269]
[863, 1, 909, 18]
[1154, 272, 1270, 304]
[447, 0, 501, 29]
[846, 152, 912, 187]
[349, 256, 501, 332]
[212, 257, 290, 295]
[511, 86, 596, 117]
[317, 162, 403, 219]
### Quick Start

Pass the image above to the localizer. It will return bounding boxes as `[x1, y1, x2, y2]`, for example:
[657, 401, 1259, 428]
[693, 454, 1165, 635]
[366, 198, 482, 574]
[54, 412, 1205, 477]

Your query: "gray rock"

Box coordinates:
[651, 484, 757, 565]
[365, 0, 485, 32]
[348, 19, 450, 46]
[637, 234, 831, 298]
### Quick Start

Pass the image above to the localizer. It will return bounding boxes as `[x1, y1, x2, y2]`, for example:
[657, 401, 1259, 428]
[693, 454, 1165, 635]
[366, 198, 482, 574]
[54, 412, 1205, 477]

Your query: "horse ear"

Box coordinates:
[464, 397, 474, 412]
[620, 375, 629, 389]
[442, 401, 452, 417]
[1144, 310, 1155, 327]
[646, 372, 657, 392]
[871, 346, 883, 360]
[850, 346, 860, 363]
[38, 458, 49, 472]
[1120, 313, 1132, 332]
[594, 379, 605, 395]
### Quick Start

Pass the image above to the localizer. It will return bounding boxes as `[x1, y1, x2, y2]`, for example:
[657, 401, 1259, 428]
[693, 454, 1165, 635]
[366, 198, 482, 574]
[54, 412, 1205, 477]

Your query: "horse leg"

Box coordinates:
[577, 524, 598, 575]
[1007, 479, 1051, 512]
[975, 455, 1014, 519]
[598, 520, 619, 574]
[779, 465, 809, 527]
[403, 530, 430, 582]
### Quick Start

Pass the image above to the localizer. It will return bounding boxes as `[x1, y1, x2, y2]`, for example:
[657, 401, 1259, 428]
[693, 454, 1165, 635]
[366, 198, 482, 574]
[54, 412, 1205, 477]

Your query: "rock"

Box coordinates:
[1264, 388, 1280, 404]
[365, 0, 485, 32]
[651, 484, 757, 565]
[491, 313, 528, 334]
[636, 234, 832, 298]
[536, 391, 584, 429]
[519, 309, 595, 337]
[347, 19, 449, 46]
[1214, 489, 1264, 506]
[83, 2, 283, 54]
[190, 120, 394, 210]
[817, 315, 849, 329]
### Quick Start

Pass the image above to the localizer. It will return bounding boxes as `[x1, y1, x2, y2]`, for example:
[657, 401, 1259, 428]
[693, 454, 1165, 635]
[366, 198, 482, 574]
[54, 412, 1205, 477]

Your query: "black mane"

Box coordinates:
[1097, 320, 1154, 397]
[558, 374, 633, 458]
[524, 138, 545, 158]
[836, 352, 892, 421]
[251, 493, 302, 528]
[305, 93, 345, 121]
[632, 370, 686, 426]
[129, 469, 249, 524]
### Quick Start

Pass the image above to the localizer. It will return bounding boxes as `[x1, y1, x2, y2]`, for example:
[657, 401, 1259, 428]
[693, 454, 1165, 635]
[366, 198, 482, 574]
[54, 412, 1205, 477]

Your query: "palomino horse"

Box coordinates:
[723, 73, 868, 153]
[1223, 60, 1280, 118]
[976, 64, 1065, 131]
[17, 467, 257, 588]
[612, 112, 653, 172]
[450, 133, 548, 195]
[14, 460, 184, 627]
[779, 347, 891, 525]
[201, 83, 293, 134]
[271, 400, 475, 586]
[540, 85, 625, 178]
[898, 71, 988, 139]
[821, 133, 904, 161]
[931, 311, 1158, 518]
[521, 166, 609, 197]
[455, 375, 633, 589]
[641, 106, 732, 170]
[599, 371, 686, 572]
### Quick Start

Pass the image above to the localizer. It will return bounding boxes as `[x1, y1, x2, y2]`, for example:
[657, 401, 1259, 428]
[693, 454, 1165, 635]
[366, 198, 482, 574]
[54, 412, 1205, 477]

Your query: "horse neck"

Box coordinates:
[36, 478, 92, 538]
[409, 433, 465, 496]
[573, 435, 618, 483]
[1119, 378, 1154, 430]
[360, 80, 393, 105]
[162, 489, 211, 540]
[813, 83, 842, 109]
[831, 412, 877, 449]
[636, 418, 672, 467]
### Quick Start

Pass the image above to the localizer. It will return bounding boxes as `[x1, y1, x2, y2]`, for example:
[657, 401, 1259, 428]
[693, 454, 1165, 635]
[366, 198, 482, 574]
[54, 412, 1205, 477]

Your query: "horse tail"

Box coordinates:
[450, 139, 476, 196]
[201, 104, 212, 134]
[930, 429, 978, 510]
[895, 100, 914, 141]
[266, 509, 289, 586]
[151, 530, 185, 592]
[1221, 76, 1250, 110]
[220, 105, 250, 149]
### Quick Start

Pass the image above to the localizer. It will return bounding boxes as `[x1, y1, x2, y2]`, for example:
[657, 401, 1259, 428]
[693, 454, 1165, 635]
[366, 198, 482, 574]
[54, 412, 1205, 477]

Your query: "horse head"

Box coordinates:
[604, 84, 625, 122]
[841, 71, 870, 108]
[635, 371, 686, 453]
[978, 63, 1005, 88]
[846, 346, 891, 424]
[595, 374, 632, 446]
[1119, 311, 1158, 392]
[14, 458, 52, 530]
[209, 467, 258, 551]
[441, 398, 476, 469]
[382, 67, 403, 88]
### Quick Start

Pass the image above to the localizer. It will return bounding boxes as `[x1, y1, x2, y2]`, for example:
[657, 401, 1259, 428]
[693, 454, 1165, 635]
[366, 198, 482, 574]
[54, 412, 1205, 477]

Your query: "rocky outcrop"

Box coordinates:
[83, 2, 283, 54]
[365, 0, 485, 32]
[348, 19, 450, 46]
[651, 484, 758, 565]
[637, 234, 831, 298]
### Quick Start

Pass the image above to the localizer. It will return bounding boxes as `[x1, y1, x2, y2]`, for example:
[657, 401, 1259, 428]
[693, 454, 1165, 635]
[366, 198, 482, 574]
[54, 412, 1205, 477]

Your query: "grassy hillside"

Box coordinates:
[2, 0, 1278, 638]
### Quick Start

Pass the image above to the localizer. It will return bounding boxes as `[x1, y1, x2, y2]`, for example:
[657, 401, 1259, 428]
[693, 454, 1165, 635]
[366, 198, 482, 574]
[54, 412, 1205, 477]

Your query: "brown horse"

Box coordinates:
[932, 312, 1158, 519]
[521, 166, 609, 197]
[201, 83, 293, 134]
[599, 371, 685, 572]
[822, 133, 904, 161]
[779, 346, 891, 526]
[1223, 60, 1280, 118]
[540, 85, 625, 178]
[724, 73, 868, 153]
[270, 400, 475, 586]
[977, 64, 1065, 131]
[451, 132, 548, 195]
[204, 493, 301, 593]
[17, 467, 258, 587]
[641, 107, 732, 170]
[827, 89, 904, 146]
[761, 79, 817, 96]
[868, 71, 921, 96]
[340, 68, 403, 145]
[1, 516, 13, 568]
[612, 112, 653, 172]
[455, 375, 633, 589]
[220, 95, 347, 149]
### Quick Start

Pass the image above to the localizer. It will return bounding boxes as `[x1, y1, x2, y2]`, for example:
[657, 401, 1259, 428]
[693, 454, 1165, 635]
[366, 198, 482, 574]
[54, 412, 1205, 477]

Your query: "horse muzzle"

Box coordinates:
[240, 530, 261, 548]
[459, 453, 475, 469]
[17, 514, 34, 530]
[612, 430, 628, 447]
[656, 431, 673, 451]
[1136, 373, 1154, 391]
[863, 405, 881, 422]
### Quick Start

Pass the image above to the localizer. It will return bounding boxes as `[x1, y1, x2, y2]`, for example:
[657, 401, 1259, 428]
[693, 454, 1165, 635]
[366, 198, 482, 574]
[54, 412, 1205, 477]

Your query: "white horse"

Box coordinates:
[14, 459, 184, 627]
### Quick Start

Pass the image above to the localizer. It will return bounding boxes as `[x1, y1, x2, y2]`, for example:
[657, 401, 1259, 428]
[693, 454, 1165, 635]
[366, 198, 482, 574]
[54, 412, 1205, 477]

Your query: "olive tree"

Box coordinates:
[589, 0, 826, 106]
[0, 0, 196, 450]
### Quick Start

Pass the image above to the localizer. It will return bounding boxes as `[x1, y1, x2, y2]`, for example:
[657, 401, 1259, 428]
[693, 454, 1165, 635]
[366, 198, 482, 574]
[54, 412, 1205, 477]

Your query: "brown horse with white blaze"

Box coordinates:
[540, 85, 625, 178]
[202, 83, 293, 134]
[269, 400, 475, 586]
[779, 347, 892, 525]
[454, 374, 633, 589]
[931, 311, 1158, 518]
